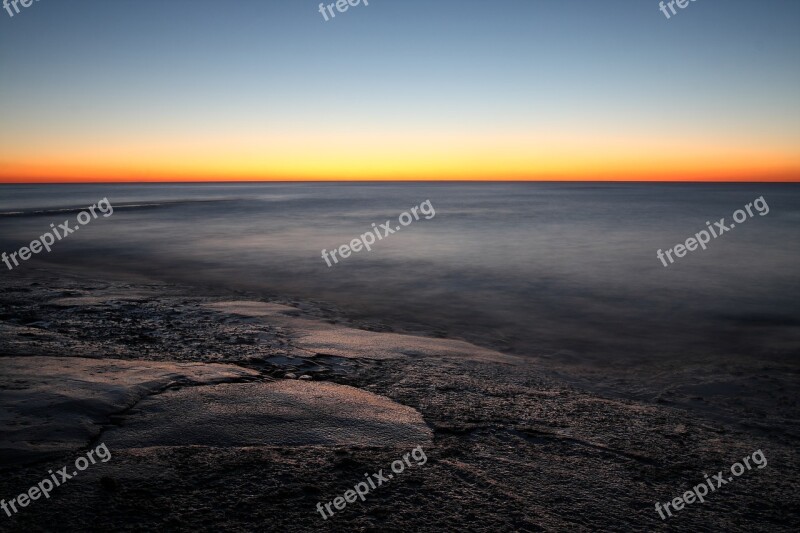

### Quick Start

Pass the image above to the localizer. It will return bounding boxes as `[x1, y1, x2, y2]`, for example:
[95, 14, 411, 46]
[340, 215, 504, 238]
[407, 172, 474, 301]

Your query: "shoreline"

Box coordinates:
[3, 265, 798, 438]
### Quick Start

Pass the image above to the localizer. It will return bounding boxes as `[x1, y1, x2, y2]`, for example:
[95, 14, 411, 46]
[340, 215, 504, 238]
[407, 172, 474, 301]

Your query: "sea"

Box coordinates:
[1, 182, 798, 368]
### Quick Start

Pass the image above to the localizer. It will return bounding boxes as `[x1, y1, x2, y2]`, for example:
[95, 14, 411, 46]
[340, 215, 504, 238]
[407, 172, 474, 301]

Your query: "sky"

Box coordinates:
[0, 0, 799, 182]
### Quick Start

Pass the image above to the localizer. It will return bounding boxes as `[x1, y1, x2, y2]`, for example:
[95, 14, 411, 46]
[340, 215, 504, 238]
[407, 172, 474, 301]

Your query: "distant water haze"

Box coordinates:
[1, 183, 798, 366]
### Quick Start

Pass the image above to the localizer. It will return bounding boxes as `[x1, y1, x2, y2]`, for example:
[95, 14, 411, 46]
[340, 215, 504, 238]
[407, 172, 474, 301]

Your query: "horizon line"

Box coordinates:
[1, 179, 798, 185]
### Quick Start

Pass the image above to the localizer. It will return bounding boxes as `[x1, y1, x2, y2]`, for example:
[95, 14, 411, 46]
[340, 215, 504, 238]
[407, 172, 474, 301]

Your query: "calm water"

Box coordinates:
[1, 183, 798, 365]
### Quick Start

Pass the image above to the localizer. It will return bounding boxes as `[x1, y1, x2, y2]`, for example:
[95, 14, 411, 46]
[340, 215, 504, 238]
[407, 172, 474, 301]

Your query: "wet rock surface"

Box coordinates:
[0, 356, 259, 467]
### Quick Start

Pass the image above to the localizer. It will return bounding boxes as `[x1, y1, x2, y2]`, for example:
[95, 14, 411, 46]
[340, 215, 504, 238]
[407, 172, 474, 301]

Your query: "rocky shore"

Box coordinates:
[0, 268, 797, 532]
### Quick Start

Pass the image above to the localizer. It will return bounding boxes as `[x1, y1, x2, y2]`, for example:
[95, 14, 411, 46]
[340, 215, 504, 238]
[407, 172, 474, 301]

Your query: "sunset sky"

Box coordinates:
[1, 0, 798, 182]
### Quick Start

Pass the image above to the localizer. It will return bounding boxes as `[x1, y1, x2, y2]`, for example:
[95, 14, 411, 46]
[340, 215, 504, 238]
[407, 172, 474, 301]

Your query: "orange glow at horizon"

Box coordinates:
[1, 129, 798, 183]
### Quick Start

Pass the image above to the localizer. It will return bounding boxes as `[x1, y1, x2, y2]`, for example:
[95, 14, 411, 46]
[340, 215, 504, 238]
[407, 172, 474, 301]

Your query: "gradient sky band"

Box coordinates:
[1, 1, 798, 182]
